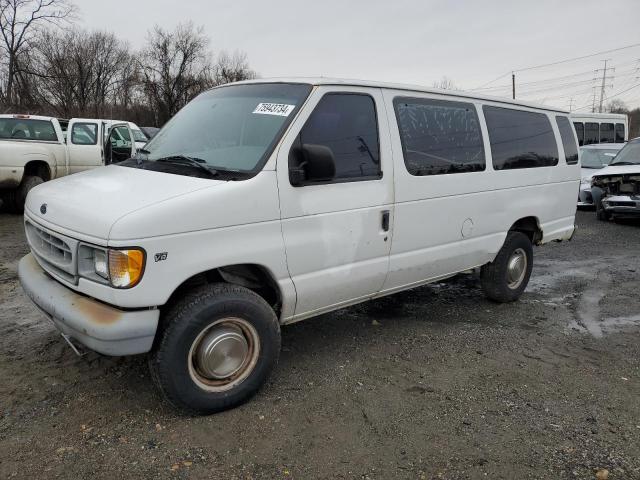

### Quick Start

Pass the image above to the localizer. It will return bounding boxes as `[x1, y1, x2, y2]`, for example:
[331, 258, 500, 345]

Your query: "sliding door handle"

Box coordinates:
[381, 210, 390, 232]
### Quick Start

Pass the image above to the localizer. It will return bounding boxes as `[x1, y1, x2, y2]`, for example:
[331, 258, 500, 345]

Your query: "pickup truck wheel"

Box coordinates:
[480, 231, 533, 303]
[14, 175, 44, 214]
[149, 283, 281, 415]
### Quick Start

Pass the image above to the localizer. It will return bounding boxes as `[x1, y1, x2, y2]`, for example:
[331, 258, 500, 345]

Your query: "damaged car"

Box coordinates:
[578, 143, 625, 207]
[591, 137, 640, 220]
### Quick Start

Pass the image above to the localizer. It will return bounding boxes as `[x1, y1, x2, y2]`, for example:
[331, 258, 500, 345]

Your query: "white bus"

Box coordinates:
[570, 112, 628, 146]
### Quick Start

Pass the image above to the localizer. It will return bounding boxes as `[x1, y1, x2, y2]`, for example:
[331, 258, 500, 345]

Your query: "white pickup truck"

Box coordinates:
[0, 114, 139, 212]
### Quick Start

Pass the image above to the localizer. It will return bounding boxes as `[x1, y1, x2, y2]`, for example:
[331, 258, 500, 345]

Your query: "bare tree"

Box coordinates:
[432, 76, 457, 90]
[0, 0, 75, 105]
[606, 99, 628, 114]
[213, 51, 256, 85]
[138, 22, 213, 124]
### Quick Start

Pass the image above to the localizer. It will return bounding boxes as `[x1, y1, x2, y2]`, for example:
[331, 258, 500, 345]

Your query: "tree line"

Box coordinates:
[0, 0, 256, 127]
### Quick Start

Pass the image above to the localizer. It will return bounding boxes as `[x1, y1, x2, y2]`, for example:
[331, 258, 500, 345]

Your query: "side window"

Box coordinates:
[573, 122, 584, 146]
[556, 116, 579, 165]
[297, 93, 380, 181]
[600, 123, 614, 143]
[615, 123, 625, 143]
[584, 122, 599, 145]
[393, 97, 485, 175]
[71, 123, 98, 145]
[483, 106, 559, 170]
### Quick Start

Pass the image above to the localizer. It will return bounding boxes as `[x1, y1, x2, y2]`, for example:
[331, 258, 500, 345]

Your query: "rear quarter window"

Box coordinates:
[483, 106, 558, 170]
[556, 116, 579, 165]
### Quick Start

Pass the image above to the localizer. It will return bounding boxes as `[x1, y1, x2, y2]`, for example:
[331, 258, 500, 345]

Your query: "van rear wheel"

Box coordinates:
[149, 283, 281, 415]
[480, 231, 533, 303]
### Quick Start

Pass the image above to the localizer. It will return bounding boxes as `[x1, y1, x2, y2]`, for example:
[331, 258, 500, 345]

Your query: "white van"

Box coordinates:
[570, 112, 629, 146]
[18, 78, 579, 414]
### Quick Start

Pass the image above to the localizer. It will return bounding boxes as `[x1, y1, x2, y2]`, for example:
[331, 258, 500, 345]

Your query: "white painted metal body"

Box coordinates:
[21, 78, 579, 354]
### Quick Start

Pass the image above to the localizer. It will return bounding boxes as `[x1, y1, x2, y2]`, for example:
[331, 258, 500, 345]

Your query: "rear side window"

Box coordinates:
[299, 93, 380, 180]
[393, 97, 485, 175]
[71, 123, 98, 145]
[483, 106, 558, 170]
[556, 116, 579, 165]
[573, 122, 584, 146]
[600, 123, 614, 143]
[615, 123, 625, 142]
[584, 123, 599, 145]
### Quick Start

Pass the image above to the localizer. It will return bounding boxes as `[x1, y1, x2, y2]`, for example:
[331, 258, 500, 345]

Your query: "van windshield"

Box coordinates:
[140, 83, 312, 173]
[609, 140, 640, 166]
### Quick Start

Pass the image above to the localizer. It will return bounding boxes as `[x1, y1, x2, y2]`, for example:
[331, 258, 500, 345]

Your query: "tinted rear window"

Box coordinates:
[0, 118, 57, 141]
[394, 97, 485, 175]
[584, 123, 599, 145]
[573, 122, 584, 146]
[556, 116, 578, 165]
[615, 123, 625, 142]
[483, 106, 558, 170]
[600, 123, 614, 143]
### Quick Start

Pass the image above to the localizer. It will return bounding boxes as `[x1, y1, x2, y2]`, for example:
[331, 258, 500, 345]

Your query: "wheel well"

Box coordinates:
[509, 217, 542, 245]
[23, 161, 51, 181]
[165, 264, 282, 317]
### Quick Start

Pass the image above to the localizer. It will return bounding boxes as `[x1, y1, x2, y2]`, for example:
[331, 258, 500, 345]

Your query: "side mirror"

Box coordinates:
[290, 143, 336, 186]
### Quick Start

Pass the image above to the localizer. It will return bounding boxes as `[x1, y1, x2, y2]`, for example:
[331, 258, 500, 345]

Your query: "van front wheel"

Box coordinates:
[149, 283, 281, 415]
[480, 231, 533, 303]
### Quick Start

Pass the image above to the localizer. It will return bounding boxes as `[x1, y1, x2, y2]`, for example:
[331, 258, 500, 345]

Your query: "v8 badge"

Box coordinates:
[154, 252, 168, 262]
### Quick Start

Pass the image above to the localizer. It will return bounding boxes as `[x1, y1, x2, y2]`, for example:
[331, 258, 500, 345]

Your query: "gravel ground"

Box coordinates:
[0, 210, 639, 480]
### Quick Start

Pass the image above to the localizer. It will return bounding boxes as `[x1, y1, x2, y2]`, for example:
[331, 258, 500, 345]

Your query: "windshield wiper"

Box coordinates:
[609, 161, 639, 166]
[156, 155, 219, 177]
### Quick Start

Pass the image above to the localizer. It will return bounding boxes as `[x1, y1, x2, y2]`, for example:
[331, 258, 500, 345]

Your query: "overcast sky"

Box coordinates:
[80, 0, 640, 110]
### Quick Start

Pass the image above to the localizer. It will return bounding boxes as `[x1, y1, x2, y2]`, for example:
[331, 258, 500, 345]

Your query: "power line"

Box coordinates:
[514, 43, 640, 73]
[573, 82, 640, 111]
[472, 43, 640, 90]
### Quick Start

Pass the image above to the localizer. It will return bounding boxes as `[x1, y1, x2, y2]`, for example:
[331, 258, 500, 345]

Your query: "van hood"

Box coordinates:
[25, 165, 223, 240]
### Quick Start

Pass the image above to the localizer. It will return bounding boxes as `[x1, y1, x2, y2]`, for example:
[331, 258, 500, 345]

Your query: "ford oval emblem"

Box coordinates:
[40, 203, 47, 214]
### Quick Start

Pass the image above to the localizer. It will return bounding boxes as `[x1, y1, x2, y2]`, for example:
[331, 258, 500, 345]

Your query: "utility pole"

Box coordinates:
[512, 72, 515, 99]
[591, 87, 597, 113]
[598, 59, 609, 113]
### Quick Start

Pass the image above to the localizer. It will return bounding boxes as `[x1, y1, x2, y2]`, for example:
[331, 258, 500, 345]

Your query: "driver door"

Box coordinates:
[276, 86, 394, 319]
[104, 123, 136, 165]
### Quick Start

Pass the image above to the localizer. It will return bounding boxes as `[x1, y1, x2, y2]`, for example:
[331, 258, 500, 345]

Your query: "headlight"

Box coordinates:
[94, 249, 108, 279]
[79, 246, 145, 288]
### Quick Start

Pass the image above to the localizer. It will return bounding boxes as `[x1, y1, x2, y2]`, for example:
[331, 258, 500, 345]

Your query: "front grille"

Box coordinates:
[25, 220, 79, 284]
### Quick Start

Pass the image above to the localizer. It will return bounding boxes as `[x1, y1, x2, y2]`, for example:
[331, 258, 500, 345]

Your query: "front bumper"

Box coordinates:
[577, 186, 594, 206]
[602, 195, 640, 216]
[18, 253, 159, 356]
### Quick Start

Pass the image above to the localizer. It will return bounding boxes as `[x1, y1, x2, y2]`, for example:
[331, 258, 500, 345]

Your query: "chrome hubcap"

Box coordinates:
[188, 318, 259, 392]
[506, 248, 527, 289]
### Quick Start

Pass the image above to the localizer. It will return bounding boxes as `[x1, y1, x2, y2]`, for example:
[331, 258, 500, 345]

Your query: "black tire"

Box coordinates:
[149, 283, 281, 415]
[13, 175, 44, 214]
[596, 200, 611, 221]
[480, 231, 533, 303]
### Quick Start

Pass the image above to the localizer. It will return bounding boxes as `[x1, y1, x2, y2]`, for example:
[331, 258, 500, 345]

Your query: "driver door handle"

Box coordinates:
[381, 210, 390, 232]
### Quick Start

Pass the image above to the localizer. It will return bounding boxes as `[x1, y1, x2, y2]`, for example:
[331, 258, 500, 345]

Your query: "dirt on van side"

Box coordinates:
[0, 210, 639, 480]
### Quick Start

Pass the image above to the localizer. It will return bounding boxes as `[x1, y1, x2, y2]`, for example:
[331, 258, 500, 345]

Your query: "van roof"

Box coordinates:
[230, 77, 570, 114]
